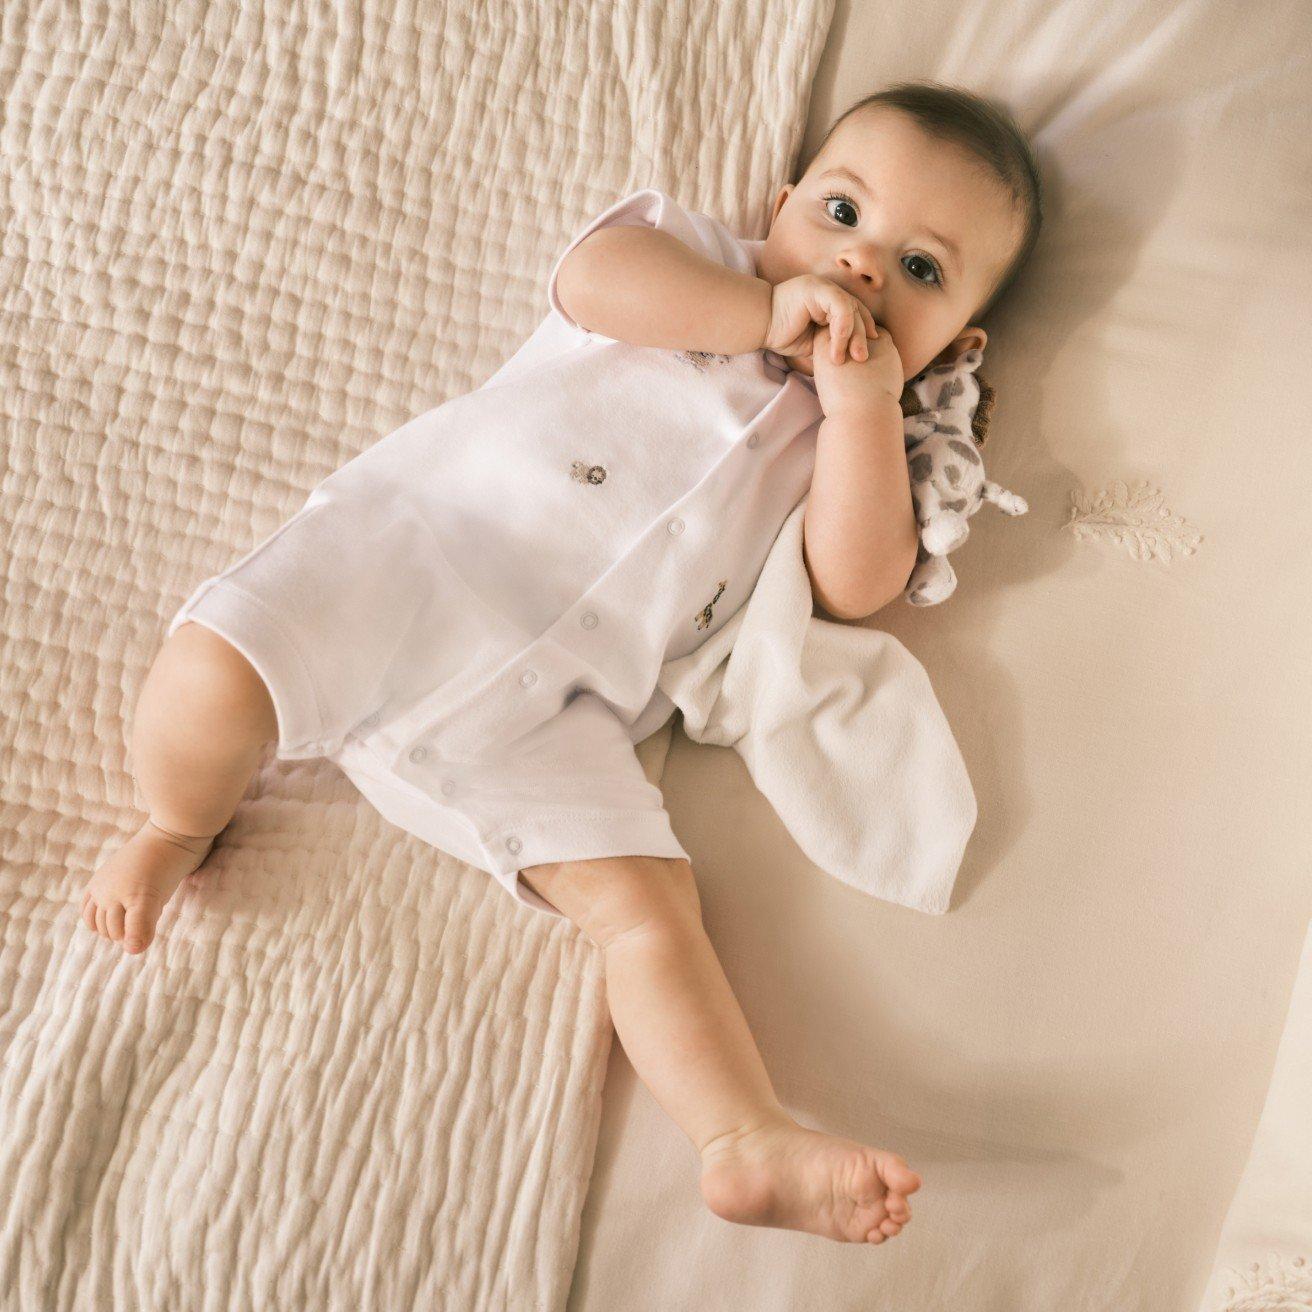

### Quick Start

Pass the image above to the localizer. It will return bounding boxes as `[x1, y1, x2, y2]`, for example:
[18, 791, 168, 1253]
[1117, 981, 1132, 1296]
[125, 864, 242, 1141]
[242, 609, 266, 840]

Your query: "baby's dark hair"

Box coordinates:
[802, 80, 1044, 324]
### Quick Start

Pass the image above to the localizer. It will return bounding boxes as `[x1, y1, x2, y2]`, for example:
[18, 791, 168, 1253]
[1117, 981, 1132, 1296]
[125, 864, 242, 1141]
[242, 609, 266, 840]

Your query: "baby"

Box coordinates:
[81, 83, 1039, 1246]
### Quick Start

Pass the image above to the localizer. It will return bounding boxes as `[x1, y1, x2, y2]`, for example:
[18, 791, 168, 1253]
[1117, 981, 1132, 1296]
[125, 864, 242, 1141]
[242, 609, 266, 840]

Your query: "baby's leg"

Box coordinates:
[519, 855, 921, 1245]
[81, 621, 279, 955]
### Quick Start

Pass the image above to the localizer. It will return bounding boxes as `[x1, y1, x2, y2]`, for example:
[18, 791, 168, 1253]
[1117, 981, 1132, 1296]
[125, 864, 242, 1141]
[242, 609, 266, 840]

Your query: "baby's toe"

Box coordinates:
[95, 903, 108, 938]
[106, 902, 126, 942]
[882, 1157, 921, 1195]
[123, 903, 154, 954]
[81, 895, 97, 933]
[866, 1217, 904, 1243]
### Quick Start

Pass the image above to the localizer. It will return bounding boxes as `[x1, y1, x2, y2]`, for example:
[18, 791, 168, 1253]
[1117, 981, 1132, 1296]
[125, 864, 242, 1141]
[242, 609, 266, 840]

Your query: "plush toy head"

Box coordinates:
[895, 348, 1027, 606]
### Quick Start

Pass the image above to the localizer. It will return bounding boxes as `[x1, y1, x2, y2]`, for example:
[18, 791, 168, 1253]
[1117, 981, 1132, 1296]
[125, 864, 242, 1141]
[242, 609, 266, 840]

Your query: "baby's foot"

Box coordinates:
[699, 1114, 921, 1245]
[81, 819, 218, 955]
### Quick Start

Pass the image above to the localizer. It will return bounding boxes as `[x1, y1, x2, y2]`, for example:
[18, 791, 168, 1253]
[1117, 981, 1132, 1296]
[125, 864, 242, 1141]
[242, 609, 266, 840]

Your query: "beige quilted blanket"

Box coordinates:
[0, 3, 831, 1307]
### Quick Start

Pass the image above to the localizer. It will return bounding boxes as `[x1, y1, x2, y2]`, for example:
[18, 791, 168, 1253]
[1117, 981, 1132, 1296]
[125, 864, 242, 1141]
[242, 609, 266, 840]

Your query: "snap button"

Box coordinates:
[519, 669, 537, 687]
[746, 433, 759, 448]
[580, 611, 598, 629]
[362, 711, 380, 727]
[506, 836, 522, 855]
[440, 779, 457, 797]
[666, 517, 684, 535]
[408, 746, 427, 763]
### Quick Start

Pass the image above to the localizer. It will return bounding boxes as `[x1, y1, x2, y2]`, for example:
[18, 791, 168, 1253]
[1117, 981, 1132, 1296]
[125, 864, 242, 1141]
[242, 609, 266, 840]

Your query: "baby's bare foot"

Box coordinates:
[81, 819, 218, 955]
[699, 1114, 921, 1245]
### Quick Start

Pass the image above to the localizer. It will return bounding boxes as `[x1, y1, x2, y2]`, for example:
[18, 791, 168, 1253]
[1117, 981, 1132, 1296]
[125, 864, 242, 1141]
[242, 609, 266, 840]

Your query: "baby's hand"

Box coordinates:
[764, 275, 878, 365]
[810, 321, 904, 421]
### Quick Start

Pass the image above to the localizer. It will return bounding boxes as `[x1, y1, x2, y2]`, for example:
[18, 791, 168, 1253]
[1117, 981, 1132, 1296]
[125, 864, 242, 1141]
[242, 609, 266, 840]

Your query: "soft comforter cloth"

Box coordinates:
[660, 495, 977, 915]
[0, 1, 832, 1308]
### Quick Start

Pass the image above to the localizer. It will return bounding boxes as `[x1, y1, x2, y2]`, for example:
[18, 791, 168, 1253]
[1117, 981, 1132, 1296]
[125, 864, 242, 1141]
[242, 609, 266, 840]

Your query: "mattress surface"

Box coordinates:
[567, 4, 1312, 1310]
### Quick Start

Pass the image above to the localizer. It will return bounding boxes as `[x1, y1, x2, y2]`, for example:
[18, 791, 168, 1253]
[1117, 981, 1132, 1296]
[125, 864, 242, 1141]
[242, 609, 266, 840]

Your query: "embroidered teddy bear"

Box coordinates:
[570, 460, 607, 485]
[898, 347, 1027, 606]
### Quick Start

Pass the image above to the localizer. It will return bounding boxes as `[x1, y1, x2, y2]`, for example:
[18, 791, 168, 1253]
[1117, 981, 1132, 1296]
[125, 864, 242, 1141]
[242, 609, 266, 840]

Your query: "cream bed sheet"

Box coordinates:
[568, 3, 1312, 1310]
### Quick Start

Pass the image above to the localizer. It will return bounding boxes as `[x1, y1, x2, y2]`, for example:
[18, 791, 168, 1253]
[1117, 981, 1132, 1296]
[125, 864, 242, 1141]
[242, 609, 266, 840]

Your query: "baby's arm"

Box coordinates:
[554, 225, 772, 356]
[804, 396, 919, 621]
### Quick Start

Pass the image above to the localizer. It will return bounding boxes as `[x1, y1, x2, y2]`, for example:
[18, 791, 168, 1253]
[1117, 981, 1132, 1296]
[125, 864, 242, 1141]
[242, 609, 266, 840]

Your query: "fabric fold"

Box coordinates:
[657, 494, 977, 914]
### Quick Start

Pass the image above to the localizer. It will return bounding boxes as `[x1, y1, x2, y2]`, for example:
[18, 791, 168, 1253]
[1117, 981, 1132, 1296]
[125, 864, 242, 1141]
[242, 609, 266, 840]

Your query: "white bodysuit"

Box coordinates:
[168, 187, 825, 916]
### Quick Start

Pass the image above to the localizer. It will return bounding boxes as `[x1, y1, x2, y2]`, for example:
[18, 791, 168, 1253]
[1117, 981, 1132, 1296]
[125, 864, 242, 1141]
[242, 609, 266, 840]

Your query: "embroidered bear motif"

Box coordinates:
[570, 460, 607, 485]
[694, 579, 728, 630]
[673, 350, 732, 372]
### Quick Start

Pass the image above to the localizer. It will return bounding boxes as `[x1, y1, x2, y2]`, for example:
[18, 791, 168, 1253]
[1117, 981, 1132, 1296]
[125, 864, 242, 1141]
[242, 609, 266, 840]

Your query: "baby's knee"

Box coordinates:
[520, 854, 701, 948]
[152, 622, 279, 743]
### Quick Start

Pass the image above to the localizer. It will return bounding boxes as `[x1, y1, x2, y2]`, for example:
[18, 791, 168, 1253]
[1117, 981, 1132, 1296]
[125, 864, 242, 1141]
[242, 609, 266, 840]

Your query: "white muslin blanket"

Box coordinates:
[657, 494, 978, 915]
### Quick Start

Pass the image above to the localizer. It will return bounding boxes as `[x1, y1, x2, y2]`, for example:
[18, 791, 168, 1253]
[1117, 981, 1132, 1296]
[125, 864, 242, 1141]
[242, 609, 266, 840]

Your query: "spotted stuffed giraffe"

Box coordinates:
[898, 347, 1027, 606]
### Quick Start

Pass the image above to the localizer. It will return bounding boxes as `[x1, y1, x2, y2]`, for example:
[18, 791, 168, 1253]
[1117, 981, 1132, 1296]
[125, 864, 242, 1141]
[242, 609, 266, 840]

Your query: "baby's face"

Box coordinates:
[757, 106, 1023, 384]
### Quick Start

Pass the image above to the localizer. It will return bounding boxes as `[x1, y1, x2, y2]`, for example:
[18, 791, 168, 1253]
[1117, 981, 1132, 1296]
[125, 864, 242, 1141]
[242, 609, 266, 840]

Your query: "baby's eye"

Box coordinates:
[904, 253, 942, 286]
[822, 193, 859, 227]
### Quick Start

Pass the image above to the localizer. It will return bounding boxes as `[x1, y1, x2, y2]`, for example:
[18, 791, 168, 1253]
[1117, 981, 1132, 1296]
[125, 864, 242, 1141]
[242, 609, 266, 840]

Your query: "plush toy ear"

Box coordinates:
[899, 382, 922, 419]
[971, 376, 995, 448]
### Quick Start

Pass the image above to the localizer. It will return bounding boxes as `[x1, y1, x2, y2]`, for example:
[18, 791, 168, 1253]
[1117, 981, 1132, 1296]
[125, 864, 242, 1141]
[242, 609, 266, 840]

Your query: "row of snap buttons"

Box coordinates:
[401, 745, 457, 795]
[399, 456, 754, 807]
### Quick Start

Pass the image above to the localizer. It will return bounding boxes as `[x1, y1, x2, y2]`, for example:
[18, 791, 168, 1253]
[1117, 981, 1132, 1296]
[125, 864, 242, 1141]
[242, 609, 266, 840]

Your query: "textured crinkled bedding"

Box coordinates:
[0, 2, 831, 1307]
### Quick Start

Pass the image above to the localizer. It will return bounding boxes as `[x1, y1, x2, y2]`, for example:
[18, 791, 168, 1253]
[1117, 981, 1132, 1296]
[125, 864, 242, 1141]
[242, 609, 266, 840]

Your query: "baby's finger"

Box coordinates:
[834, 308, 855, 364]
[851, 319, 868, 361]
[846, 302, 873, 361]
[855, 307, 876, 354]
[830, 315, 846, 364]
